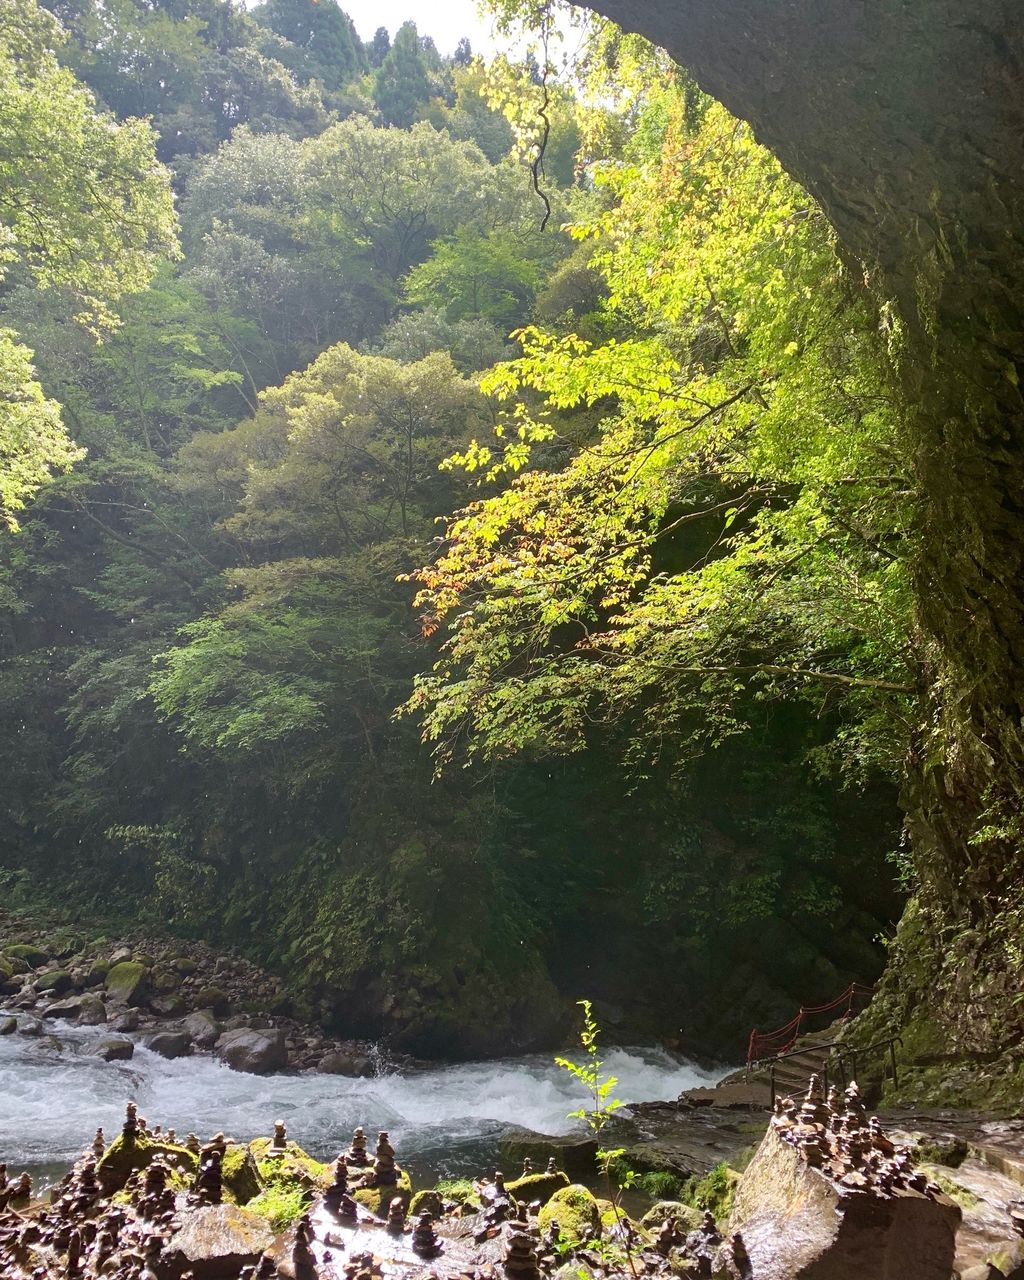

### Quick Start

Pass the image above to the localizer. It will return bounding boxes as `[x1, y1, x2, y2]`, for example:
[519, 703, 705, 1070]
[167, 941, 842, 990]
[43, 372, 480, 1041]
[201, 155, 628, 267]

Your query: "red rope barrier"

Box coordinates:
[747, 982, 875, 1066]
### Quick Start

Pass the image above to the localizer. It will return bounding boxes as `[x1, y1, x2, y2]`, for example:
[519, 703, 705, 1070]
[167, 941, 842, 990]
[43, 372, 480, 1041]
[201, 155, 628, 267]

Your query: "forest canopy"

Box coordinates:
[0, 0, 909, 1056]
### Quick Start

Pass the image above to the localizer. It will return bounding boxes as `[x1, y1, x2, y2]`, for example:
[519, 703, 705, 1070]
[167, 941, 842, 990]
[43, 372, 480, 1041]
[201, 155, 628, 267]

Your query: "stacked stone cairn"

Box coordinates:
[0, 1084, 967, 1280]
[771, 1076, 945, 1196]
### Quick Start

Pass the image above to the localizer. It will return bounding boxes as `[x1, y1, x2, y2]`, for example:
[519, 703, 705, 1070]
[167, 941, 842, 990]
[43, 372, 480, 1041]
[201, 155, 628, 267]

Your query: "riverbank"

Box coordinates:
[0, 907, 410, 1077]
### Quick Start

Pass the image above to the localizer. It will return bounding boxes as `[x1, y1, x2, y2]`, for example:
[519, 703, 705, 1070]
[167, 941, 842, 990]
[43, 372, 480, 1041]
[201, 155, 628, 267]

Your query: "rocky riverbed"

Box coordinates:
[0, 915, 389, 1077]
[4, 1080, 1015, 1279]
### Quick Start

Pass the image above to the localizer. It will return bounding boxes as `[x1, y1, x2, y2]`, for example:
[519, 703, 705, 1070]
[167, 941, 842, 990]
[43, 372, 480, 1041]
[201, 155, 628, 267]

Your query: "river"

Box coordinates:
[0, 1015, 722, 1187]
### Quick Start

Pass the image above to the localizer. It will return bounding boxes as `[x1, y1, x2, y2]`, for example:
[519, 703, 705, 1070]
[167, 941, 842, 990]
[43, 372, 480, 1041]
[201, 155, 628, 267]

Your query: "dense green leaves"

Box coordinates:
[405, 96, 915, 782]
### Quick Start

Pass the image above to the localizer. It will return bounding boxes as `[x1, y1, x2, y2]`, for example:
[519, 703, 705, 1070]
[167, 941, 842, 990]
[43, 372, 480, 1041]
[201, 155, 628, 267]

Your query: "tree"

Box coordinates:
[367, 25, 389, 68]
[494, 0, 1024, 1066]
[0, 0, 176, 525]
[404, 96, 912, 782]
[257, 0, 366, 90]
[373, 20, 431, 128]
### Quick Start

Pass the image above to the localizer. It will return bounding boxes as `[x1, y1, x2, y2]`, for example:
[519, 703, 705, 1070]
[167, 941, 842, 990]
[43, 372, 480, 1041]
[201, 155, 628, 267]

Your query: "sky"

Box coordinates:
[342, 0, 504, 58]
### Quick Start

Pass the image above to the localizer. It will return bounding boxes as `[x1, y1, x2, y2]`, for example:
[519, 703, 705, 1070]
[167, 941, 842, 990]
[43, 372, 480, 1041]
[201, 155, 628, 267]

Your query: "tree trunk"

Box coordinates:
[584, 0, 1024, 1056]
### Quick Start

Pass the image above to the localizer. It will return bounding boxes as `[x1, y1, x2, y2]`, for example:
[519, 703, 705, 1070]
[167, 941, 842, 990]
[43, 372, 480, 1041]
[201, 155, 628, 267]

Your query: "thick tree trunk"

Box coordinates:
[583, 0, 1024, 1056]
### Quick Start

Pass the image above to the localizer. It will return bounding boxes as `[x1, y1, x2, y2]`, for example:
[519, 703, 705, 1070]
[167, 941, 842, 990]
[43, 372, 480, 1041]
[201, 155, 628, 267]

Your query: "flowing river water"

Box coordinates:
[0, 1015, 722, 1188]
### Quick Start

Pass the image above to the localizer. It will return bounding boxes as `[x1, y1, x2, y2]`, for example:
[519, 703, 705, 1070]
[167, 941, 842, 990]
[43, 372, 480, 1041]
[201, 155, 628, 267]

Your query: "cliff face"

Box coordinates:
[583, 1, 1024, 1062]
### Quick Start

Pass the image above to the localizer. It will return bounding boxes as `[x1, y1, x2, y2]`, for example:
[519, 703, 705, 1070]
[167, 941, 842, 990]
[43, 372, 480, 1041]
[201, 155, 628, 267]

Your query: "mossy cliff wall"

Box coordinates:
[584, 0, 1024, 1061]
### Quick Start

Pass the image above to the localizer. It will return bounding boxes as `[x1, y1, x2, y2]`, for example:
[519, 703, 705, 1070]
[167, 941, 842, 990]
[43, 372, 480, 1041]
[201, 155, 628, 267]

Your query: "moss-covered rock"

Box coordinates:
[248, 1137, 329, 1193]
[197, 985, 230, 1015]
[537, 1184, 601, 1242]
[35, 969, 73, 994]
[5, 943, 47, 968]
[221, 1144, 263, 1204]
[97, 1132, 198, 1194]
[640, 1201, 703, 1233]
[353, 1167, 413, 1216]
[408, 1189, 443, 1218]
[104, 960, 150, 1006]
[683, 1163, 740, 1224]
[247, 1184, 309, 1231]
[506, 1170, 570, 1206]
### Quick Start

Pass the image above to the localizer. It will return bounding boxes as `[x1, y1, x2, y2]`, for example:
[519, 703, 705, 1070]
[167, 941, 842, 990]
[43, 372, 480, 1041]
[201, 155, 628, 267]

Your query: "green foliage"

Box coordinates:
[247, 1183, 308, 1230]
[681, 1162, 739, 1222]
[373, 21, 430, 128]
[404, 93, 915, 799]
[0, 0, 176, 523]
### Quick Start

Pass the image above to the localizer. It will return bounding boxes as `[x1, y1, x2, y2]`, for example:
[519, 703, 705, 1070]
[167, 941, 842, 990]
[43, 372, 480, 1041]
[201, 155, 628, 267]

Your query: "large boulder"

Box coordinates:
[144, 1029, 191, 1059]
[35, 968, 74, 995]
[0, 1015, 15, 1035]
[5, 943, 47, 968]
[538, 1184, 602, 1242]
[316, 1049, 373, 1076]
[86, 1037, 135, 1062]
[719, 1121, 961, 1280]
[215, 1027, 288, 1074]
[184, 1009, 221, 1050]
[104, 960, 150, 1007]
[44, 993, 106, 1025]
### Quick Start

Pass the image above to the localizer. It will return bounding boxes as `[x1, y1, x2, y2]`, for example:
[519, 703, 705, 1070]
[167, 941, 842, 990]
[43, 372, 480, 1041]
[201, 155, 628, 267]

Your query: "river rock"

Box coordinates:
[721, 1123, 961, 1280]
[84, 958, 109, 986]
[164, 1203, 274, 1278]
[640, 1200, 703, 1232]
[87, 1037, 135, 1061]
[5, 943, 47, 968]
[197, 985, 231, 1015]
[44, 993, 106, 1024]
[0, 1015, 15, 1034]
[104, 960, 150, 1006]
[17, 1016, 43, 1036]
[498, 1128, 599, 1181]
[109, 1007, 140, 1032]
[184, 1008, 221, 1049]
[144, 1029, 191, 1059]
[315, 1049, 373, 1076]
[150, 993, 187, 1017]
[35, 968, 74, 995]
[215, 1027, 288, 1074]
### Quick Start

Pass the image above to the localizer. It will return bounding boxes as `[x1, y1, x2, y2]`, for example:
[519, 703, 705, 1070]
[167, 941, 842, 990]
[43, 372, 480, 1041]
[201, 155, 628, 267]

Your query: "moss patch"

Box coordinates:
[409, 1189, 443, 1218]
[249, 1137, 328, 1192]
[681, 1163, 739, 1223]
[247, 1184, 310, 1231]
[97, 1133, 198, 1194]
[221, 1144, 263, 1204]
[537, 1184, 601, 1242]
[352, 1167, 412, 1215]
[506, 1170, 570, 1206]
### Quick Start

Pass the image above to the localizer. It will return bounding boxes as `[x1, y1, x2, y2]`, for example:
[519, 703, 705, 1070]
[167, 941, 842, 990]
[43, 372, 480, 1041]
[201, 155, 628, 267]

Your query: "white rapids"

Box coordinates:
[0, 1016, 720, 1184]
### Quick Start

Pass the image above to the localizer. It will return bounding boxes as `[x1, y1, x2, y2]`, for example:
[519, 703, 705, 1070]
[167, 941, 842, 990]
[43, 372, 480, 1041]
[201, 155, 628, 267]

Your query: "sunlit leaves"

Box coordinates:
[403, 94, 915, 780]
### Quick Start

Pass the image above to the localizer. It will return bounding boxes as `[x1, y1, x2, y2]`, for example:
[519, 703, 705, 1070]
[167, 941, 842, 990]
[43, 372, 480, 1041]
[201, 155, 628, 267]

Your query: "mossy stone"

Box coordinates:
[537, 1184, 601, 1242]
[353, 1168, 413, 1216]
[36, 969, 73, 994]
[409, 1189, 443, 1218]
[248, 1137, 329, 1193]
[5, 944, 47, 968]
[97, 1132, 198, 1194]
[197, 985, 230, 1015]
[506, 1170, 570, 1206]
[221, 1144, 263, 1204]
[640, 1201, 702, 1233]
[105, 960, 150, 1006]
